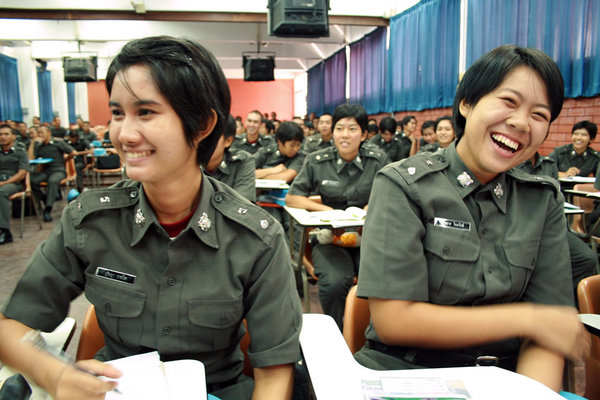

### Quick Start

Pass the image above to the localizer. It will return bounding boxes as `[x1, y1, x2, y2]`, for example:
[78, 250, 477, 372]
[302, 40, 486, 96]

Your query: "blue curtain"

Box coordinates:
[349, 27, 387, 115]
[323, 48, 347, 114]
[37, 68, 53, 123]
[386, 0, 460, 112]
[467, 0, 600, 98]
[0, 54, 23, 122]
[67, 82, 76, 125]
[307, 62, 325, 116]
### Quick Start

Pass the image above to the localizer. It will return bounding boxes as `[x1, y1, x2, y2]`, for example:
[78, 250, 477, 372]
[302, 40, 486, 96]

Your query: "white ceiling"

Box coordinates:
[0, 0, 421, 79]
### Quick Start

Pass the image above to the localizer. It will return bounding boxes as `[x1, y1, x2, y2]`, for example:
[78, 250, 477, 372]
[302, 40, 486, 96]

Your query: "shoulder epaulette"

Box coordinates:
[508, 167, 560, 193]
[68, 180, 140, 226]
[310, 147, 336, 162]
[384, 151, 447, 183]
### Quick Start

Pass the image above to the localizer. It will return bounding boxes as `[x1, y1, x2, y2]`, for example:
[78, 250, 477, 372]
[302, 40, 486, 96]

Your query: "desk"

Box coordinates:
[579, 313, 600, 336]
[255, 179, 289, 190]
[29, 158, 53, 165]
[300, 313, 564, 400]
[284, 207, 364, 311]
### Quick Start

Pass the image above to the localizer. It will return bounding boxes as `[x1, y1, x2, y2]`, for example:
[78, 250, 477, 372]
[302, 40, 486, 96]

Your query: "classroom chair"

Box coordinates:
[8, 171, 42, 238]
[38, 158, 77, 200]
[75, 305, 254, 377]
[342, 285, 370, 354]
[577, 274, 600, 400]
[570, 184, 600, 271]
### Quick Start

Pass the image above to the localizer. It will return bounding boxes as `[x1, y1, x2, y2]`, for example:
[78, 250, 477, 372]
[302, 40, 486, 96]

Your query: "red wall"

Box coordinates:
[371, 95, 600, 155]
[86, 78, 296, 128]
[228, 79, 294, 121]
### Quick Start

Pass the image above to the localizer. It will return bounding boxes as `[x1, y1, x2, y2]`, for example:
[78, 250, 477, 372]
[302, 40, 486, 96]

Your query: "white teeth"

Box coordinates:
[492, 134, 519, 151]
[127, 151, 151, 159]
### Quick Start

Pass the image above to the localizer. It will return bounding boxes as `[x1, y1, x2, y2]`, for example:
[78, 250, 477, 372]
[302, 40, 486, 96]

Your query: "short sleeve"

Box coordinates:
[16, 149, 29, 170]
[288, 159, 315, 197]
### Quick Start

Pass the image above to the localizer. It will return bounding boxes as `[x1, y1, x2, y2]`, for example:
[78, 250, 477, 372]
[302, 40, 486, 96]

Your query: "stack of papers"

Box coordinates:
[362, 377, 471, 400]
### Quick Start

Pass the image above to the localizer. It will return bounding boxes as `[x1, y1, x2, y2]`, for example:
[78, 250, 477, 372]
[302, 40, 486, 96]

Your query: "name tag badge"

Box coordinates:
[96, 267, 136, 285]
[321, 179, 340, 186]
[433, 217, 471, 231]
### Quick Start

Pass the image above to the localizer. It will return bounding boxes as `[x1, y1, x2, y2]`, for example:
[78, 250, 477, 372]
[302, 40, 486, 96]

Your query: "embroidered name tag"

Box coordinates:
[96, 267, 136, 284]
[321, 180, 340, 186]
[433, 217, 471, 231]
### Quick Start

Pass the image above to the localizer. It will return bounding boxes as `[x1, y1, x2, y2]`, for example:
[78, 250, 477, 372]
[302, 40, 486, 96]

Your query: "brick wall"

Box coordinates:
[371, 95, 600, 155]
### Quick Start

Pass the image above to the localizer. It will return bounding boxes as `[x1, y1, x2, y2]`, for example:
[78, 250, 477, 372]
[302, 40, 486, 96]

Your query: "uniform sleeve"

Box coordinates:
[2, 209, 85, 331]
[521, 189, 574, 306]
[288, 158, 315, 197]
[357, 171, 429, 301]
[547, 150, 559, 165]
[287, 152, 306, 173]
[16, 149, 29, 171]
[232, 156, 256, 202]
[252, 148, 267, 169]
[58, 141, 75, 154]
[244, 225, 302, 367]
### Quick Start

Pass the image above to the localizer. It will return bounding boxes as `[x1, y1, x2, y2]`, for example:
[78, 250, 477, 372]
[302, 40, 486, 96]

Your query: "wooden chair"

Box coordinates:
[570, 184, 600, 272]
[342, 285, 370, 354]
[577, 275, 600, 400]
[39, 158, 77, 198]
[76, 305, 254, 377]
[93, 154, 124, 187]
[8, 171, 42, 238]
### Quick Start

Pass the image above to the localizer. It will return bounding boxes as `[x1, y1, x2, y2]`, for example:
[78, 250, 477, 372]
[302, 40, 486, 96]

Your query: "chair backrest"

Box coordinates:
[342, 285, 371, 354]
[577, 275, 600, 400]
[571, 184, 597, 233]
[65, 158, 77, 181]
[76, 305, 254, 377]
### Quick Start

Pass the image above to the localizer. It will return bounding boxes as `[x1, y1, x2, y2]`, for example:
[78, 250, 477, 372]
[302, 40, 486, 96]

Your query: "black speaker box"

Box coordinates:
[63, 57, 97, 82]
[268, 0, 329, 38]
[244, 58, 275, 81]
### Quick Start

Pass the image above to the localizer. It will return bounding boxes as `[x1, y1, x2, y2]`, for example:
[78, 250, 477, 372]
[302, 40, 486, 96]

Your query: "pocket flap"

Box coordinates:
[188, 297, 243, 329]
[503, 238, 539, 269]
[86, 276, 146, 318]
[423, 224, 480, 262]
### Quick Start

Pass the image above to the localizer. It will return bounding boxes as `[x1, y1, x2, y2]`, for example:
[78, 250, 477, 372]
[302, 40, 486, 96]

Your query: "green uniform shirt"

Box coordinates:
[302, 133, 334, 155]
[516, 153, 558, 180]
[0, 146, 28, 178]
[395, 133, 413, 161]
[33, 140, 75, 172]
[231, 133, 274, 155]
[3, 175, 302, 385]
[253, 143, 306, 175]
[204, 149, 256, 202]
[357, 142, 572, 365]
[418, 142, 441, 154]
[549, 144, 600, 177]
[289, 144, 389, 209]
[369, 134, 404, 162]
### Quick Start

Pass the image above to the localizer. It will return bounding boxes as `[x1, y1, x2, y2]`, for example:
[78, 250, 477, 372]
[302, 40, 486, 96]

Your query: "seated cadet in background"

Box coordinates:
[234, 116, 244, 135]
[549, 120, 599, 178]
[231, 110, 275, 155]
[254, 121, 305, 184]
[516, 151, 596, 298]
[303, 113, 334, 155]
[205, 115, 256, 202]
[80, 121, 97, 143]
[418, 119, 437, 149]
[0, 36, 301, 400]
[366, 123, 378, 140]
[397, 115, 418, 158]
[418, 116, 455, 153]
[29, 125, 76, 222]
[15, 121, 31, 151]
[286, 103, 390, 330]
[369, 117, 403, 162]
[354, 44, 590, 392]
[0, 124, 28, 245]
[67, 129, 93, 193]
[50, 115, 67, 139]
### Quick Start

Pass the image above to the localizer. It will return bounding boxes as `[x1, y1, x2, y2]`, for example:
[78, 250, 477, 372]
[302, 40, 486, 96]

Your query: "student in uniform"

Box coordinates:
[205, 115, 256, 202]
[398, 115, 418, 157]
[67, 129, 93, 193]
[549, 120, 599, 178]
[303, 113, 334, 155]
[286, 103, 389, 330]
[29, 125, 76, 222]
[231, 110, 275, 155]
[0, 124, 28, 244]
[418, 116, 455, 153]
[369, 117, 402, 162]
[354, 45, 590, 392]
[417, 119, 437, 149]
[254, 121, 305, 183]
[0, 36, 302, 400]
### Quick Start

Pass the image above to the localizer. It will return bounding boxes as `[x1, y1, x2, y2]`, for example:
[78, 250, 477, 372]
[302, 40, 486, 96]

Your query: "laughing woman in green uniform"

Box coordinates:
[354, 45, 590, 392]
[0, 36, 301, 400]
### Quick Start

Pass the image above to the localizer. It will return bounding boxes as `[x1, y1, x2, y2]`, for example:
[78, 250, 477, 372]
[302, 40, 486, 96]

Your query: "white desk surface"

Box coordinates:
[284, 206, 365, 228]
[559, 176, 596, 184]
[300, 314, 564, 400]
[255, 179, 289, 189]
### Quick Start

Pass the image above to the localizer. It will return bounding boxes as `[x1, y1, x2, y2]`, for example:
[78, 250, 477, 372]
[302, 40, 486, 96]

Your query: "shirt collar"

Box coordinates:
[335, 148, 364, 173]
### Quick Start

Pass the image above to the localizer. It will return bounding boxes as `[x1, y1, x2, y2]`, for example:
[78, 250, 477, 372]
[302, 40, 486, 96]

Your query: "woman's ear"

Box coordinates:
[458, 99, 471, 118]
[195, 109, 218, 145]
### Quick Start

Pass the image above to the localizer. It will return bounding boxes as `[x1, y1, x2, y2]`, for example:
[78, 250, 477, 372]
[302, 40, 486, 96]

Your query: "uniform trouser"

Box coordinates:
[567, 231, 596, 295]
[31, 169, 66, 209]
[75, 160, 85, 189]
[311, 243, 360, 330]
[0, 182, 22, 230]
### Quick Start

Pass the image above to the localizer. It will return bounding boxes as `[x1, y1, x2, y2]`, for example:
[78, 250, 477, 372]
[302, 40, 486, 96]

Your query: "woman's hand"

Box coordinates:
[49, 359, 122, 400]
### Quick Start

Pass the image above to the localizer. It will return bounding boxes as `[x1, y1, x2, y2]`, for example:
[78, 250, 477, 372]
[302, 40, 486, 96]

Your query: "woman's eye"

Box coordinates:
[532, 112, 550, 122]
[111, 109, 123, 118]
[139, 109, 154, 116]
[502, 97, 517, 105]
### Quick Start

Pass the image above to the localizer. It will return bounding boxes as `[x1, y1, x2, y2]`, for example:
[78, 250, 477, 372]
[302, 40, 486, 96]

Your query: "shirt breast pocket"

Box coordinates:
[319, 180, 344, 205]
[423, 224, 480, 304]
[85, 276, 146, 349]
[187, 297, 244, 352]
[502, 238, 539, 300]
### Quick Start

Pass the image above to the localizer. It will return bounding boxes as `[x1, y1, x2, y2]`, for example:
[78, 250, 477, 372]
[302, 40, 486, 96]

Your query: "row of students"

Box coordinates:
[0, 39, 591, 399]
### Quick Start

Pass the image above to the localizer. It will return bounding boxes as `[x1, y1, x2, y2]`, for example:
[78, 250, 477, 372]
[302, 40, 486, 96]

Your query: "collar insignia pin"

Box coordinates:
[337, 158, 342, 165]
[457, 172, 474, 188]
[197, 212, 211, 231]
[100, 196, 110, 203]
[238, 207, 247, 214]
[260, 220, 269, 229]
[135, 209, 145, 226]
[426, 160, 433, 166]
[494, 183, 504, 198]
[220, 160, 227, 168]
[407, 167, 416, 175]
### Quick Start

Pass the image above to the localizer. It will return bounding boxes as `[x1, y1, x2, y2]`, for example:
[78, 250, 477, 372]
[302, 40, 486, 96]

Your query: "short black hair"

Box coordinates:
[572, 120, 598, 141]
[421, 120, 436, 133]
[105, 36, 231, 166]
[223, 115, 237, 139]
[276, 121, 304, 143]
[379, 117, 397, 134]
[401, 115, 416, 126]
[0, 124, 11, 131]
[332, 103, 368, 132]
[434, 116, 453, 132]
[452, 44, 564, 140]
[69, 129, 79, 138]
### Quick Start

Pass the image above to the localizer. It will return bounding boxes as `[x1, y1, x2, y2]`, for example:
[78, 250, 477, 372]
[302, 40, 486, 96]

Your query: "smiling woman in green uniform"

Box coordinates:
[354, 45, 590, 392]
[0, 36, 301, 400]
